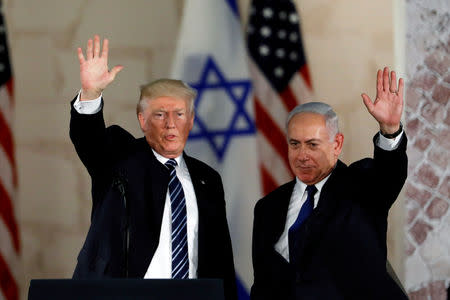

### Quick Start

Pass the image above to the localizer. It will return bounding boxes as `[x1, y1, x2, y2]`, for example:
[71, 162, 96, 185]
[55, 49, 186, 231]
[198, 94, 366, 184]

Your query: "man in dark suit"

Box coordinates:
[70, 35, 237, 300]
[251, 67, 408, 300]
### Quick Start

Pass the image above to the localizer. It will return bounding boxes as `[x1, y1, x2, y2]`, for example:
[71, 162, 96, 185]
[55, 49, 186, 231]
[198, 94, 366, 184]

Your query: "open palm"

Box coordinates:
[361, 67, 404, 134]
[78, 35, 123, 100]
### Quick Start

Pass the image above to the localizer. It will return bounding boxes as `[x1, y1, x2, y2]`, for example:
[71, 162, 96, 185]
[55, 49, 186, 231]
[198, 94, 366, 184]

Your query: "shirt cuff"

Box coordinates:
[376, 131, 404, 151]
[73, 90, 102, 114]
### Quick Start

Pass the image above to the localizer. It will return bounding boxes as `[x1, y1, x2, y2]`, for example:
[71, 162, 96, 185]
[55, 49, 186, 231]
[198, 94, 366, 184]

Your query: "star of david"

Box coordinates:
[188, 56, 255, 161]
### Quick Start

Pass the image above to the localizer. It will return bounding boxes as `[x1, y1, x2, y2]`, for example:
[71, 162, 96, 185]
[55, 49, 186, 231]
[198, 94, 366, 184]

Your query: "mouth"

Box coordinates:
[298, 165, 313, 171]
[165, 134, 177, 141]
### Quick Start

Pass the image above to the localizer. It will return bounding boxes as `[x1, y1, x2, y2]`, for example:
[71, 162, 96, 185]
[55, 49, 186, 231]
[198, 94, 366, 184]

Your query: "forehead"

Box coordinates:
[146, 96, 189, 110]
[288, 112, 328, 138]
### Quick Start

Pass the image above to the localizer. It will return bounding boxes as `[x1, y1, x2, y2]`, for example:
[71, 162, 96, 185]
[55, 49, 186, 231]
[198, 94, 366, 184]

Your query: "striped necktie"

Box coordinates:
[165, 159, 189, 279]
[288, 184, 317, 263]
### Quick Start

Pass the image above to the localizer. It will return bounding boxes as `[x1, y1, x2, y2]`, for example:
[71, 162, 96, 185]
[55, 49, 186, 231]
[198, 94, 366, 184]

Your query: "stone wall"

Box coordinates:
[404, 0, 450, 299]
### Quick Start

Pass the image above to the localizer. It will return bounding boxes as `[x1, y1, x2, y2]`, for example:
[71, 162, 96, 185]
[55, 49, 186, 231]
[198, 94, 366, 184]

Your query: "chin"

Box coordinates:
[298, 176, 315, 185]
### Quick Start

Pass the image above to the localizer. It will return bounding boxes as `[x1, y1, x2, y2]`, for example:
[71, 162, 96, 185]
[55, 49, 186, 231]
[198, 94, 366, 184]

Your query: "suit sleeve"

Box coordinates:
[351, 133, 408, 212]
[250, 201, 264, 300]
[69, 96, 135, 213]
[69, 96, 135, 176]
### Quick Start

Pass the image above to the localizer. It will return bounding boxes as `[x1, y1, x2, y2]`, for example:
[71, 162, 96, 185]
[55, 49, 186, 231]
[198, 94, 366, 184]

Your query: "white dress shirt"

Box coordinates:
[144, 151, 199, 279]
[274, 132, 404, 262]
[74, 91, 199, 278]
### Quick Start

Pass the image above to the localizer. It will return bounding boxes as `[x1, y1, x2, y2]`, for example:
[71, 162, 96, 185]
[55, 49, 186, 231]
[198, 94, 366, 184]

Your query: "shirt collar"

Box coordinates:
[295, 172, 331, 196]
[151, 149, 184, 168]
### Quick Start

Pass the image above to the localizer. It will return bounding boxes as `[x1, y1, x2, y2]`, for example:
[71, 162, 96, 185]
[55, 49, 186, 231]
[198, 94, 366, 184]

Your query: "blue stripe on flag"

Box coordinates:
[236, 275, 250, 300]
[225, 0, 240, 18]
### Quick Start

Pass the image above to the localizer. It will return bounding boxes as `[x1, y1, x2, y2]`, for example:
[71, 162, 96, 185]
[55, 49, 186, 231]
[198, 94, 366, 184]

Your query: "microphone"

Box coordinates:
[112, 170, 130, 278]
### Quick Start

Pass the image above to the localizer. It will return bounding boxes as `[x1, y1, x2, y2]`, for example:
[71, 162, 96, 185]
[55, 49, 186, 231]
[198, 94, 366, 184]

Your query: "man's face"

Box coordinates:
[287, 112, 343, 185]
[138, 96, 194, 158]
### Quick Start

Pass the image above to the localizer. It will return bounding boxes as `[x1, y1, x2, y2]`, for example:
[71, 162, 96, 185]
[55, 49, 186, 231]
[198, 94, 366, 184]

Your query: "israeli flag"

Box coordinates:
[171, 0, 260, 298]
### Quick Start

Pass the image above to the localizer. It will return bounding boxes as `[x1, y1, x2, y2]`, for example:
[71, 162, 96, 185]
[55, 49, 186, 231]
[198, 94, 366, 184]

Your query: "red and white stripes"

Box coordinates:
[249, 58, 313, 195]
[0, 77, 20, 300]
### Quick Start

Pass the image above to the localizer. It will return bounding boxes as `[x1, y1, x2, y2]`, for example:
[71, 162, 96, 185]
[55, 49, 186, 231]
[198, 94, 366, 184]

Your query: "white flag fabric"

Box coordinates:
[171, 0, 260, 297]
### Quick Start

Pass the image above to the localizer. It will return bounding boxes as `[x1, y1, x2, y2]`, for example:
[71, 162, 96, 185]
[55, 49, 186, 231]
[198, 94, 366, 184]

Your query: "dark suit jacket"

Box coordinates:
[69, 99, 237, 300]
[251, 134, 408, 300]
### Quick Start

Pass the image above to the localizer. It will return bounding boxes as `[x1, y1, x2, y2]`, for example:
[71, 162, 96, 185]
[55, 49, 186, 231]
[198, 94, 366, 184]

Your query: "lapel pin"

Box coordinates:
[200, 180, 206, 185]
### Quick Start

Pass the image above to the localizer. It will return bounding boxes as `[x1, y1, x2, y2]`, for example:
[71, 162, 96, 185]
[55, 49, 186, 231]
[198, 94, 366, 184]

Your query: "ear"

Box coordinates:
[137, 112, 146, 132]
[333, 133, 344, 157]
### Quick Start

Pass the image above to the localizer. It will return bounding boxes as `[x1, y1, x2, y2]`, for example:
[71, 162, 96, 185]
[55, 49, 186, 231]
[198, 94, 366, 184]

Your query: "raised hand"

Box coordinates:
[78, 35, 123, 100]
[361, 67, 404, 135]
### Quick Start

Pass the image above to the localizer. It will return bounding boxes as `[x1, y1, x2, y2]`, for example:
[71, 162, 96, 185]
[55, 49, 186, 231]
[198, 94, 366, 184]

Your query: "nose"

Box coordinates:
[297, 148, 309, 162]
[165, 113, 176, 128]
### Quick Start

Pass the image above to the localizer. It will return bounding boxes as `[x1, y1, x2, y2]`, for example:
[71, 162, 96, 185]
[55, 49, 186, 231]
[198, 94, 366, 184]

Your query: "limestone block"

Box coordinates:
[404, 251, 431, 290]
[17, 148, 82, 227]
[74, 0, 179, 49]
[406, 88, 424, 113]
[7, 0, 84, 32]
[419, 232, 447, 264]
[430, 258, 450, 279]
[414, 163, 441, 189]
[438, 222, 450, 249]
[21, 227, 45, 280]
[22, 227, 86, 280]
[429, 281, 448, 300]
[410, 70, 439, 92]
[431, 84, 450, 105]
[409, 218, 433, 245]
[15, 102, 72, 144]
[425, 197, 449, 220]
[299, 0, 392, 35]
[40, 233, 85, 277]
[11, 36, 60, 102]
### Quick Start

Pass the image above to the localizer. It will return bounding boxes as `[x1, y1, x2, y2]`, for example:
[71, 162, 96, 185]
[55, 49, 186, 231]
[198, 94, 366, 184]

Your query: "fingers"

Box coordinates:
[93, 35, 101, 57]
[110, 65, 124, 80]
[390, 71, 397, 93]
[376, 69, 383, 95]
[77, 47, 85, 64]
[84, 35, 105, 60]
[383, 67, 390, 92]
[101, 38, 109, 60]
[398, 78, 404, 101]
[86, 38, 93, 60]
[361, 93, 374, 113]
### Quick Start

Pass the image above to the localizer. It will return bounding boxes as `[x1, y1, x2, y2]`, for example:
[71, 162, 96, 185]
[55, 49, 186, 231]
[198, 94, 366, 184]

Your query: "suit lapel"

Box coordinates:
[130, 139, 169, 277]
[293, 160, 347, 270]
[271, 180, 296, 245]
[147, 148, 170, 234]
[183, 153, 208, 210]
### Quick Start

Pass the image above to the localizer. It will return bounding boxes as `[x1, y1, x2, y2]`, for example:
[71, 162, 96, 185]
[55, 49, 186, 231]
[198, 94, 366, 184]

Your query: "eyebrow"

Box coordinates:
[306, 138, 321, 143]
[153, 108, 187, 113]
[288, 138, 321, 143]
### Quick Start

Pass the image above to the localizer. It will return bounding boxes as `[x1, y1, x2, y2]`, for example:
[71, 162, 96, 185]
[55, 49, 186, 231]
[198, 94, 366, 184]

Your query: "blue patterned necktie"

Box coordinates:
[288, 184, 317, 263]
[165, 159, 189, 279]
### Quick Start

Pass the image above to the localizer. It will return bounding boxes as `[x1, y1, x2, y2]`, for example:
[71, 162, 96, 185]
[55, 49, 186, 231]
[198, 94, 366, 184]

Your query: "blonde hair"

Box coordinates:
[136, 79, 197, 115]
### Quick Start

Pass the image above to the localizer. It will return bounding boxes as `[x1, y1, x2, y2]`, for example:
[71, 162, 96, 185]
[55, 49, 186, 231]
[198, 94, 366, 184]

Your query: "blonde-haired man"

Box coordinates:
[70, 36, 237, 300]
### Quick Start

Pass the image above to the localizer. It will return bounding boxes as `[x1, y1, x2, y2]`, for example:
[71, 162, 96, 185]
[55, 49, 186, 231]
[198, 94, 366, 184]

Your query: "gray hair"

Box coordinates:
[136, 78, 197, 115]
[286, 102, 340, 140]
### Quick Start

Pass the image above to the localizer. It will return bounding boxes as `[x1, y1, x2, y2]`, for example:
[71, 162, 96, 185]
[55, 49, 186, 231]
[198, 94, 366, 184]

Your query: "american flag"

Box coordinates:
[247, 0, 313, 195]
[0, 4, 20, 300]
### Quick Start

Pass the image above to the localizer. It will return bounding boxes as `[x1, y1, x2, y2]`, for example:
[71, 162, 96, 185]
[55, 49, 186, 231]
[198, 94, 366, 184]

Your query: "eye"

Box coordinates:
[289, 141, 299, 148]
[154, 112, 164, 119]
